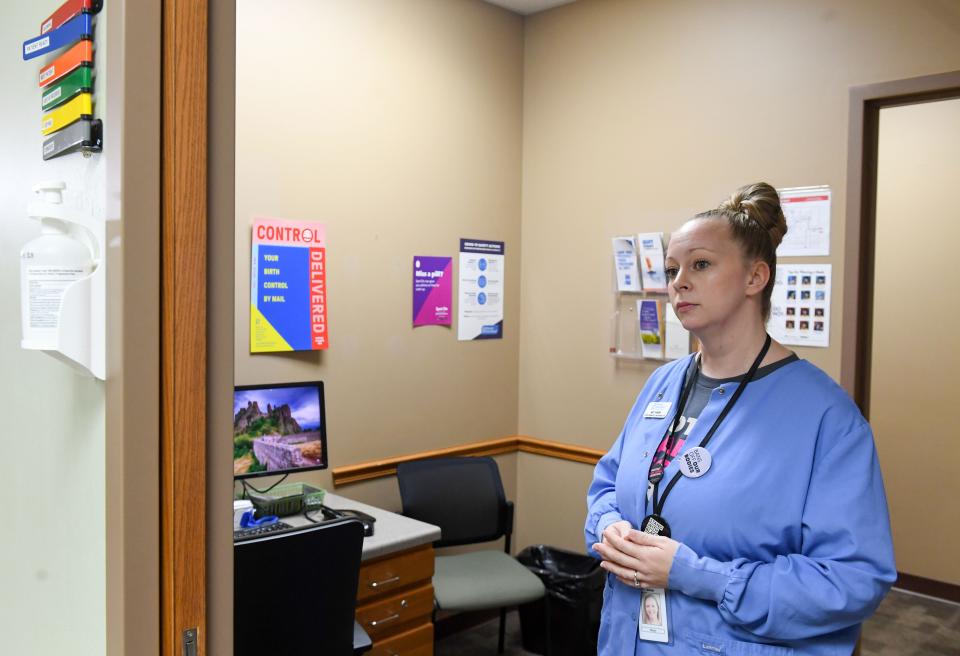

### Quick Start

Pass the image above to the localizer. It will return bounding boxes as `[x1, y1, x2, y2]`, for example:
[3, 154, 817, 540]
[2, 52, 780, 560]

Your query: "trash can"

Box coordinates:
[517, 545, 605, 656]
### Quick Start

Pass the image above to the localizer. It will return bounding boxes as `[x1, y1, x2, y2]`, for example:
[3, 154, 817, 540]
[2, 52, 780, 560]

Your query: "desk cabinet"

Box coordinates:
[356, 544, 435, 655]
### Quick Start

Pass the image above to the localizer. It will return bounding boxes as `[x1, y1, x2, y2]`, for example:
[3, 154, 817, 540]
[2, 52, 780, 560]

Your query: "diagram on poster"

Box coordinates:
[767, 264, 831, 348]
[458, 239, 504, 340]
[777, 186, 831, 257]
[250, 218, 329, 353]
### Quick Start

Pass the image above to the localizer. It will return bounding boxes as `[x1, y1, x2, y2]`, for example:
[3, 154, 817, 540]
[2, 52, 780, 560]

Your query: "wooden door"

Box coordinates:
[162, 0, 208, 654]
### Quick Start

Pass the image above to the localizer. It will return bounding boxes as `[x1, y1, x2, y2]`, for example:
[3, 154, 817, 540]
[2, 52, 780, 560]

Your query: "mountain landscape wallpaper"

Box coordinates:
[233, 385, 324, 476]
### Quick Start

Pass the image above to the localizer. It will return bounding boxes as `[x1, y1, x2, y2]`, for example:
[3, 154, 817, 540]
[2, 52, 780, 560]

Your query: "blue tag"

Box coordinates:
[23, 13, 92, 61]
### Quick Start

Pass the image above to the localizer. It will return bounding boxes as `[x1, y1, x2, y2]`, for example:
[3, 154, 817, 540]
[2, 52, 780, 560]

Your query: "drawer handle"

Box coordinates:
[368, 613, 400, 628]
[368, 600, 408, 628]
[369, 575, 401, 589]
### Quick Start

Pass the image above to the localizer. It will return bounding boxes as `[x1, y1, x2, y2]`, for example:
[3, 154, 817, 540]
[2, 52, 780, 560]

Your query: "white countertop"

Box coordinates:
[289, 492, 441, 561]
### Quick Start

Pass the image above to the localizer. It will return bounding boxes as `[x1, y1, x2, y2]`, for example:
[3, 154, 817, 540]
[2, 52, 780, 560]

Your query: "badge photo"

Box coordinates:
[639, 588, 670, 643]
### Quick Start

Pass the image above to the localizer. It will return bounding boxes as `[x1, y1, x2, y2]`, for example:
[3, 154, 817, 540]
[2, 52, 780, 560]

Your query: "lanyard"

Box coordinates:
[647, 335, 772, 526]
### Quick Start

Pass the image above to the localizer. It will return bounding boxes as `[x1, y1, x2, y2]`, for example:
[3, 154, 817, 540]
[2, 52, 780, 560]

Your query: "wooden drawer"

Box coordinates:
[368, 622, 433, 656]
[358, 545, 434, 602]
[356, 582, 434, 642]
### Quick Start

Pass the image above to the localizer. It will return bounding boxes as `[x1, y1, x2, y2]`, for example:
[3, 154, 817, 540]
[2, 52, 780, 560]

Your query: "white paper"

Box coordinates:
[777, 186, 831, 257]
[458, 239, 505, 340]
[636, 233, 667, 292]
[664, 303, 691, 360]
[638, 299, 663, 359]
[612, 236, 641, 292]
[767, 264, 831, 348]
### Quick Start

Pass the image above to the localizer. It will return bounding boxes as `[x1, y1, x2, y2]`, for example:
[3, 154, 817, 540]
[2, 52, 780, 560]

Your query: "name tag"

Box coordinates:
[643, 401, 672, 419]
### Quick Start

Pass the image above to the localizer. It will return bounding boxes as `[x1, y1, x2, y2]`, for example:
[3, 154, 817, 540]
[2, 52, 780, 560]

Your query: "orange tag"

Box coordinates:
[39, 40, 93, 88]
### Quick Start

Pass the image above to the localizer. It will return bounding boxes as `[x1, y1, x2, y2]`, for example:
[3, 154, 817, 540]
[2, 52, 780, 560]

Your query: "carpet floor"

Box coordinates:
[435, 589, 960, 655]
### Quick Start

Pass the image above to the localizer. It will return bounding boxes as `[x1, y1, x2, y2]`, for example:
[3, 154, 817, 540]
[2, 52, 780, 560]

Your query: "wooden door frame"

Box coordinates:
[162, 0, 208, 654]
[842, 69, 960, 602]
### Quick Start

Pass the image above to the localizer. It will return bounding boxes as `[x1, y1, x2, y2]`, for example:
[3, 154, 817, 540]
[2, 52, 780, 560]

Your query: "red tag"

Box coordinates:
[41, 0, 96, 35]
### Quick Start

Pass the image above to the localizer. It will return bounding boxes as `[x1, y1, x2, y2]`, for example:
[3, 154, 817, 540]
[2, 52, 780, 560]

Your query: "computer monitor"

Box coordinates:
[233, 381, 327, 479]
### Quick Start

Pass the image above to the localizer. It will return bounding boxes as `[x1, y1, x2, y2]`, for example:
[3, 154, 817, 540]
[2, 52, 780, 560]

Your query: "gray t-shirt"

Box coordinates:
[649, 353, 799, 476]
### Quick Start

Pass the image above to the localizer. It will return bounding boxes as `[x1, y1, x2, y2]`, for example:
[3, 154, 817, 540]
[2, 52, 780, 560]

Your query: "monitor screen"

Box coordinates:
[233, 381, 327, 479]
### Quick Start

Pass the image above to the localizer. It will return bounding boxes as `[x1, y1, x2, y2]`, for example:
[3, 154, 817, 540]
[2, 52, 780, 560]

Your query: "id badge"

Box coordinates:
[639, 588, 669, 643]
[643, 401, 672, 419]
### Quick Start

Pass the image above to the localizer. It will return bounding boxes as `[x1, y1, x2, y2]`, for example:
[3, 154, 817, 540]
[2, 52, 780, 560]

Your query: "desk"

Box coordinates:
[291, 493, 441, 655]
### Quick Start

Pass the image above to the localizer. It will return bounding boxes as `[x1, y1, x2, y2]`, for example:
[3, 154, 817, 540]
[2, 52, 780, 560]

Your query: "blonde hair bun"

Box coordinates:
[718, 182, 788, 249]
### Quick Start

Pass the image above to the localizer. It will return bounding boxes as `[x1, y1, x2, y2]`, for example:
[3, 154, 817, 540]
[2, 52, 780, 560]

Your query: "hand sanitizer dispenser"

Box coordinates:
[20, 181, 103, 379]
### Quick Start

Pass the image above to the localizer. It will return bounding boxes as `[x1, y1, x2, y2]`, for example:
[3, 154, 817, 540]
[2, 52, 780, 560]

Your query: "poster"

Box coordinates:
[768, 264, 831, 348]
[458, 238, 504, 340]
[777, 186, 831, 257]
[612, 236, 641, 292]
[413, 256, 452, 327]
[637, 233, 667, 292]
[638, 299, 663, 359]
[250, 218, 329, 353]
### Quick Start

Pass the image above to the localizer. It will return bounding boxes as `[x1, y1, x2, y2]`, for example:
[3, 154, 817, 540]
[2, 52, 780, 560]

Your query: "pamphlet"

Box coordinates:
[612, 236, 641, 292]
[637, 233, 667, 292]
[638, 299, 663, 359]
[664, 303, 690, 359]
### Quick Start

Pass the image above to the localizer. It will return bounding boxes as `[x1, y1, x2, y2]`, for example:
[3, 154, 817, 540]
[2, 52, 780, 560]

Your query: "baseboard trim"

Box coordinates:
[895, 572, 960, 603]
[330, 435, 604, 487]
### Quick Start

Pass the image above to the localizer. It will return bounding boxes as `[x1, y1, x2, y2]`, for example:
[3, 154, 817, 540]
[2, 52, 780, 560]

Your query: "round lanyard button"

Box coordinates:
[677, 446, 712, 478]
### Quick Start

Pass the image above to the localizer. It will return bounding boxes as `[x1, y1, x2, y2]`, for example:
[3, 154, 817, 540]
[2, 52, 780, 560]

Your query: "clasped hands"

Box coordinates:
[592, 520, 680, 589]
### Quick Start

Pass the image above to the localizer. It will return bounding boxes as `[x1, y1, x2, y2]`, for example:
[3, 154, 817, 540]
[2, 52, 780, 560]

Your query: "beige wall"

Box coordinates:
[517, 0, 960, 552]
[872, 98, 960, 585]
[234, 0, 524, 506]
[228, 0, 960, 580]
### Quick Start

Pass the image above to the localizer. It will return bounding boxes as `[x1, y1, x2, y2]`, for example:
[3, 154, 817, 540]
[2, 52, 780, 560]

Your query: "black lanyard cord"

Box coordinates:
[651, 334, 772, 517]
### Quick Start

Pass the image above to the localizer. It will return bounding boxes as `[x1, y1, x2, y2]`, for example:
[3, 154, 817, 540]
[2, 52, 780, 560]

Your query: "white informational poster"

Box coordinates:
[638, 299, 664, 359]
[637, 233, 667, 292]
[767, 264, 831, 348]
[612, 236, 641, 292]
[664, 303, 691, 360]
[777, 186, 831, 257]
[458, 238, 504, 340]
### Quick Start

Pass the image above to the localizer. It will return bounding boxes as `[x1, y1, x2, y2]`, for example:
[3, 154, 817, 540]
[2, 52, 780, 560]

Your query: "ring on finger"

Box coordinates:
[633, 570, 641, 588]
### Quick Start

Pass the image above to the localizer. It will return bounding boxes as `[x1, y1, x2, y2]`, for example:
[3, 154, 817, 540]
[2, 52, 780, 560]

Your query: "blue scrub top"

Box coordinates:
[586, 355, 896, 655]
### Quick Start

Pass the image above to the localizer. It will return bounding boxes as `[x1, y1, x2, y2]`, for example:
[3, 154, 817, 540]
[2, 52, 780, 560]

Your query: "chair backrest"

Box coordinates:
[234, 517, 365, 656]
[397, 456, 509, 548]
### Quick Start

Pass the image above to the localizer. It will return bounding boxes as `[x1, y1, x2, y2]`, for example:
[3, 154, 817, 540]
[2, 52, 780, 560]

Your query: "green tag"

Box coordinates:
[40, 65, 93, 112]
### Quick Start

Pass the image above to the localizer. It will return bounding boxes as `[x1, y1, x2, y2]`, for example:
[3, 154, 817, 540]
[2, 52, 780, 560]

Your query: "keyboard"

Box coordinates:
[233, 520, 295, 542]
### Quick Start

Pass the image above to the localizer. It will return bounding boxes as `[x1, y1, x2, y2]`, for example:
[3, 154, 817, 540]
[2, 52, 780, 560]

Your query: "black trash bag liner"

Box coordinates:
[517, 545, 606, 656]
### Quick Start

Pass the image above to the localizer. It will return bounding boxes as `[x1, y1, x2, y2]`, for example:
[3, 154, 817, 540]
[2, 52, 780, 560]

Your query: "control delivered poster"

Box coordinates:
[250, 218, 329, 352]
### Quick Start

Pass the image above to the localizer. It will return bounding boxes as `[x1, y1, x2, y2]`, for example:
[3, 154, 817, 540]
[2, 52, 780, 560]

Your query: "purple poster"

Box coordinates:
[413, 256, 452, 326]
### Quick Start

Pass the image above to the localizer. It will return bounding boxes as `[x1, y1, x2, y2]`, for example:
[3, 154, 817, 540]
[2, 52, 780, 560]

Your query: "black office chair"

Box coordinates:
[397, 456, 546, 654]
[234, 517, 367, 656]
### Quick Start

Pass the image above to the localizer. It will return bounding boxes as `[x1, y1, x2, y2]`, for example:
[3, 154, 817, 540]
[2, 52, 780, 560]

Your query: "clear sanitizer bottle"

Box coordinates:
[20, 183, 95, 349]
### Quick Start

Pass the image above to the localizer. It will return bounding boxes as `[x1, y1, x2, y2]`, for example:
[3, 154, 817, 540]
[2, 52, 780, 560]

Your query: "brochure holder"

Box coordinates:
[609, 233, 684, 362]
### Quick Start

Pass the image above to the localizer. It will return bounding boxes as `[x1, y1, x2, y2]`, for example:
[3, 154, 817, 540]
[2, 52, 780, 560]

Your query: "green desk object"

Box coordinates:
[41, 66, 93, 112]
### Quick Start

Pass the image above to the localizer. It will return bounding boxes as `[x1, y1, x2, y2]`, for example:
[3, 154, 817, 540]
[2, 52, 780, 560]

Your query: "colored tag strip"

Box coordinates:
[41, 92, 92, 135]
[39, 40, 93, 88]
[41, 0, 102, 35]
[42, 119, 102, 160]
[41, 66, 93, 111]
[23, 12, 92, 61]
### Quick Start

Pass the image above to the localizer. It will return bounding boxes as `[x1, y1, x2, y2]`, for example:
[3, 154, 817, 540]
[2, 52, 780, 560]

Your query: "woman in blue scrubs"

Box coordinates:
[587, 182, 896, 655]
